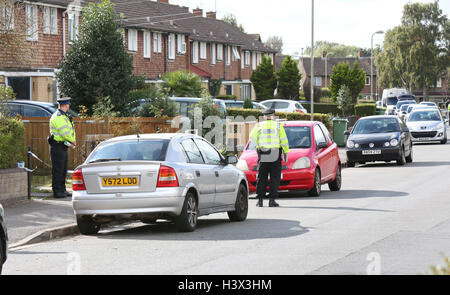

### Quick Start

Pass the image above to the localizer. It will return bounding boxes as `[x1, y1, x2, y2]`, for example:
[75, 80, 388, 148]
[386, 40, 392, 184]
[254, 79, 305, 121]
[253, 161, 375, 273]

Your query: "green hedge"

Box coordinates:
[302, 103, 355, 115]
[215, 94, 237, 100]
[226, 108, 331, 129]
[0, 117, 26, 169]
[354, 103, 376, 117]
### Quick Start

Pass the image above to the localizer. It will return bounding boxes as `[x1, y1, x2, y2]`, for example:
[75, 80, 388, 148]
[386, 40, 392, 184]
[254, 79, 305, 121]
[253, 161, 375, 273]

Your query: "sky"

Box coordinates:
[169, 0, 450, 56]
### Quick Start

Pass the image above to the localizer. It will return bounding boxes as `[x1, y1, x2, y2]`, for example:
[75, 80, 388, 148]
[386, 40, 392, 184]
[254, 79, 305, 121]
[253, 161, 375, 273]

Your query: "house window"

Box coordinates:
[1, 1, 14, 31]
[365, 76, 371, 86]
[192, 41, 199, 64]
[252, 52, 257, 70]
[232, 46, 240, 62]
[257, 52, 262, 65]
[200, 42, 207, 60]
[225, 85, 233, 95]
[210, 43, 216, 65]
[26, 4, 38, 41]
[153, 32, 162, 53]
[177, 34, 186, 54]
[436, 77, 442, 88]
[314, 76, 322, 87]
[241, 84, 251, 99]
[244, 51, 250, 66]
[168, 33, 176, 60]
[68, 12, 79, 43]
[128, 29, 138, 52]
[217, 44, 223, 61]
[143, 30, 151, 58]
[226, 46, 231, 65]
[43, 7, 58, 35]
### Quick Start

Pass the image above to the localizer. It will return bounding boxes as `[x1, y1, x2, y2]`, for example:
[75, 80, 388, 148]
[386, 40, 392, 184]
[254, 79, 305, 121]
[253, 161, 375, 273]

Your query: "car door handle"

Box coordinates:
[215, 171, 219, 177]
[195, 170, 201, 177]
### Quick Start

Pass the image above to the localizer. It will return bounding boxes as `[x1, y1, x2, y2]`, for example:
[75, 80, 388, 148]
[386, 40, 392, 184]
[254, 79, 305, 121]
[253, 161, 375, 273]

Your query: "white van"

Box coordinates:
[382, 88, 409, 115]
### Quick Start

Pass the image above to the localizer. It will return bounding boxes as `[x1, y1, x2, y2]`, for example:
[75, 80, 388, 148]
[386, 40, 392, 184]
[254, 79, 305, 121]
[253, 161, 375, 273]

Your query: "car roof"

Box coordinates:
[6, 100, 55, 107]
[262, 99, 296, 103]
[282, 120, 317, 127]
[359, 115, 399, 120]
[100, 133, 201, 144]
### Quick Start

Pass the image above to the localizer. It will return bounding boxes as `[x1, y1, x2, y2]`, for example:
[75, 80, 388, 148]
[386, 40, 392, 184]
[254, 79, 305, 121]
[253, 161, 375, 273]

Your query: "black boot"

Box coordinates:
[269, 199, 279, 207]
[256, 198, 263, 207]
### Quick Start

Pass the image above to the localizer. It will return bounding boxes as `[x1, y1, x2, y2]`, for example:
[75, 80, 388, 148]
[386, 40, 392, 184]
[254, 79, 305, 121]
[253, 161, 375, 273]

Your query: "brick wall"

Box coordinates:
[0, 169, 28, 206]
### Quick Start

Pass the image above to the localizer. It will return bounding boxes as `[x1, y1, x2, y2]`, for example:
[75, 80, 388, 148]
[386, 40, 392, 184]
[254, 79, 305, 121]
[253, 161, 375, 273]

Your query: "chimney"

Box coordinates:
[193, 8, 203, 17]
[157, 0, 169, 3]
[206, 11, 216, 19]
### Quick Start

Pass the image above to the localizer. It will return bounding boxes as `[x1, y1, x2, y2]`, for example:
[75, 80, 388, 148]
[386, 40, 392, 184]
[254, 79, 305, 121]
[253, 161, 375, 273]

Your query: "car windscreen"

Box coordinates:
[396, 101, 414, 109]
[87, 139, 170, 163]
[387, 97, 398, 106]
[225, 102, 244, 108]
[247, 126, 311, 150]
[352, 118, 400, 134]
[408, 111, 441, 122]
[400, 104, 410, 112]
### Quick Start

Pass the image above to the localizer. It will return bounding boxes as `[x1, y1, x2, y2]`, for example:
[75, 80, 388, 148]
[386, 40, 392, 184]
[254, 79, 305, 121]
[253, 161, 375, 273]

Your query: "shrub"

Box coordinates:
[336, 85, 353, 116]
[139, 97, 178, 118]
[321, 87, 332, 98]
[354, 103, 376, 117]
[0, 117, 26, 169]
[303, 79, 322, 102]
[302, 103, 344, 115]
[216, 94, 237, 100]
[243, 97, 253, 109]
[162, 70, 205, 97]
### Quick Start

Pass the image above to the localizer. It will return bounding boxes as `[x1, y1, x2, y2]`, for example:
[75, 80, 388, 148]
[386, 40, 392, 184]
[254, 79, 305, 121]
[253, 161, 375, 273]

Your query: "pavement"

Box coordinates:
[2, 147, 348, 250]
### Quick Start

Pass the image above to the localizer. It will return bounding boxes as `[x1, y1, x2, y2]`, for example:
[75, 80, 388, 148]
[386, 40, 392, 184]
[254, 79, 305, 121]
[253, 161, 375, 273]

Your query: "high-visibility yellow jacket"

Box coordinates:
[49, 110, 76, 143]
[249, 120, 290, 155]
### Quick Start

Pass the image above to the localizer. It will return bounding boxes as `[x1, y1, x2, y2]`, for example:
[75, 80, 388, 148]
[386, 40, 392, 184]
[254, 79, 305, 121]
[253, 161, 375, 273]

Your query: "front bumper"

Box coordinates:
[410, 130, 445, 142]
[346, 147, 401, 163]
[244, 168, 315, 193]
[72, 187, 186, 216]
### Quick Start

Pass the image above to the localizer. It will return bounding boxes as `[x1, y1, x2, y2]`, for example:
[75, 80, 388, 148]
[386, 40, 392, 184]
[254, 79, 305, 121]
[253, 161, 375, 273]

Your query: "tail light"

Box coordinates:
[72, 169, 86, 191]
[157, 165, 179, 187]
[296, 109, 300, 113]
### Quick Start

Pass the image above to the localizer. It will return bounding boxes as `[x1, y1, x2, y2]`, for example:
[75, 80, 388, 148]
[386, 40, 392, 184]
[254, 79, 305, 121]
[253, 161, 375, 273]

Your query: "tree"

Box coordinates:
[56, 0, 134, 115]
[265, 36, 283, 55]
[222, 13, 245, 32]
[329, 61, 366, 103]
[375, 1, 449, 98]
[208, 79, 222, 97]
[277, 55, 302, 100]
[304, 41, 369, 57]
[250, 56, 277, 101]
[161, 71, 205, 97]
[336, 85, 353, 116]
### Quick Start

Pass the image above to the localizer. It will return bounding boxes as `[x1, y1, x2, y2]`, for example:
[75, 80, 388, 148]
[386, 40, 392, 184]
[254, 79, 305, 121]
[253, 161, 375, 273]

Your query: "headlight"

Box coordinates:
[292, 157, 311, 170]
[347, 140, 355, 148]
[390, 138, 399, 146]
[236, 159, 249, 171]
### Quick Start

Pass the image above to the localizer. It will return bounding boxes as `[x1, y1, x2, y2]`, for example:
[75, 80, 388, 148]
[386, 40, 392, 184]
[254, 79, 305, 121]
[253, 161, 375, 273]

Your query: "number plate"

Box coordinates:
[418, 137, 430, 141]
[362, 150, 381, 155]
[102, 177, 138, 187]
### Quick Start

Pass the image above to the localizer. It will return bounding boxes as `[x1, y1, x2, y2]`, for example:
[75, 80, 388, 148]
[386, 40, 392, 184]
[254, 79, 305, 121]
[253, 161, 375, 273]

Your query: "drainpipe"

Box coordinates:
[62, 9, 68, 57]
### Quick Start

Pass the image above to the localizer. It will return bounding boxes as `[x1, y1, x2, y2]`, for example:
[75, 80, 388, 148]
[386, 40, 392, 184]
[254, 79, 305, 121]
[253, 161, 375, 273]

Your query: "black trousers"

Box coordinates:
[50, 143, 68, 196]
[256, 149, 282, 201]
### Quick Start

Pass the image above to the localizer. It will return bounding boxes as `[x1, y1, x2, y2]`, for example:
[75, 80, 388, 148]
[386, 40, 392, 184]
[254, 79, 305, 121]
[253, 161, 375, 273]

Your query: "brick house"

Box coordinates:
[0, 0, 277, 102]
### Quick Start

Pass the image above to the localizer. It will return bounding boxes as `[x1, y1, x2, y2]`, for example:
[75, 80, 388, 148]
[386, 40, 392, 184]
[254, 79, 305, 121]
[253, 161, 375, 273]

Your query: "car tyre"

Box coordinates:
[406, 146, 413, 163]
[347, 161, 355, 168]
[397, 147, 406, 166]
[441, 134, 447, 144]
[175, 191, 198, 232]
[228, 184, 248, 222]
[76, 215, 100, 235]
[308, 169, 321, 197]
[328, 164, 342, 191]
[0, 237, 4, 274]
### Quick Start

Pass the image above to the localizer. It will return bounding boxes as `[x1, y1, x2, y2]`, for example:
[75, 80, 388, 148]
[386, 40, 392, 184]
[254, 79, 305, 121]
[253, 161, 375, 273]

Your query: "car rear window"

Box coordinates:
[87, 140, 170, 163]
[247, 126, 311, 150]
[274, 102, 290, 109]
[352, 118, 400, 134]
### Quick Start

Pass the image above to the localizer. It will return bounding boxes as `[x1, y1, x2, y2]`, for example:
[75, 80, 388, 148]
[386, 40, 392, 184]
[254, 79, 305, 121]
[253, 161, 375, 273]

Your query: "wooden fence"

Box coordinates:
[23, 117, 178, 171]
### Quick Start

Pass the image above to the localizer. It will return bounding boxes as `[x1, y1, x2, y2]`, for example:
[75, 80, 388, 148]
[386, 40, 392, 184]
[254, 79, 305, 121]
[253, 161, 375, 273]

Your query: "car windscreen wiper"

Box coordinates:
[88, 158, 121, 164]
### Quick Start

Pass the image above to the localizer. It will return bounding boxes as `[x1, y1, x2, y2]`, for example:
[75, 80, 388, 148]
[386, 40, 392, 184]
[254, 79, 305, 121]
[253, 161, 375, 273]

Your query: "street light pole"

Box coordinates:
[371, 30, 383, 101]
[310, 0, 314, 121]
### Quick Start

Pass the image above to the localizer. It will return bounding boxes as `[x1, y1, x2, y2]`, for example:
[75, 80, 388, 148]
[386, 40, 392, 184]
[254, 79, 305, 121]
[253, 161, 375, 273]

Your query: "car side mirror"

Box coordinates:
[226, 155, 238, 165]
[344, 130, 350, 136]
[317, 142, 328, 150]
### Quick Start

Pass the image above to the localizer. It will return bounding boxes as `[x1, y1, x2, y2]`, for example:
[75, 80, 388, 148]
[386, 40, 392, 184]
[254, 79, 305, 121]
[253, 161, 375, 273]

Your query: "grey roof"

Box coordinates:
[300, 57, 375, 76]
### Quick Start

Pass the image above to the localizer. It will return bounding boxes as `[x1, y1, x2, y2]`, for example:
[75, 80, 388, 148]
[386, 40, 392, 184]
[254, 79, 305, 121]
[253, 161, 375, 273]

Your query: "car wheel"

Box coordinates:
[328, 164, 342, 191]
[228, 184, 248, 222]
[76, 215, 100, 235]
[175, 191, 198, 232]
[406, 146, 413, 163]
[308, 169, 321, 197]
[397, 147, 406, 166]
[0, 237, 4, 274]
[441, 134, 447, 144]
[347, 161, 355, 168]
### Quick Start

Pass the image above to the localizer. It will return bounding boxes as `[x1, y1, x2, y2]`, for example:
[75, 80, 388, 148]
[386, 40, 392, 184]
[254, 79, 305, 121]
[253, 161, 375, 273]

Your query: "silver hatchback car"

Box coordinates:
[72, 133, 249, 234]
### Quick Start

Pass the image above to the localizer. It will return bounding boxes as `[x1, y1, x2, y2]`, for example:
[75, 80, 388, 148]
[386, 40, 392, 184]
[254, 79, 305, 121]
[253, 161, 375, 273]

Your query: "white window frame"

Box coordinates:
[226, 46, 231, 65]
[26, 4, 38, 41]
[168, 33, 176, 60]
[257, 52, 262, 65]
[1, 1, 15, 31]
[436, 77, 442, 88]
[177, 34, 186, 54]
[365, 76, 371, 86]
[210, 43, 216, 65]
[252, 52, 257, 70]
[232, 46, 240, 62]
[128, 29, 138, 52]
[68, 12, 79, 43]
[143, 30, 151, 58]
[192, 41, 199, 64]
[43, 7, 58, 35]
[153, 32, 162, 53]
[314, 76, 322, 87]
[200, 42, 207, 60]
[217, 44, 223, 61]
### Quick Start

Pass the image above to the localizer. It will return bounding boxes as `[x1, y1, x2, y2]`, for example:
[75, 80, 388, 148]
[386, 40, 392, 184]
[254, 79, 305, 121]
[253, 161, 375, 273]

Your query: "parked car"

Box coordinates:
[345, 115, 413, 167]
[406, 109, 448, 144]
[2, 100, 79, 117]
[0, 204, 7, 275]
[223, 100, 267, 110]
[395, 100, 416, 117]
[72, 133, 249, 234]
[237, 121, 341, 197]
[170, 97, 227, 117]
[260, 99, 307, 114]
[404, 104, 421, 121]
[419, 101, 439, 108]
[398, 104, 411, 121]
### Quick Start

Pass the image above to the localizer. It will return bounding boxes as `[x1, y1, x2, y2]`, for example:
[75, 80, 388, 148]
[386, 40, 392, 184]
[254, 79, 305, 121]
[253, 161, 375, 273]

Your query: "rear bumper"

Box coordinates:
[346, 147, 401, 163]
[244, 168, 315, 193]
[72, 187, 186, 216]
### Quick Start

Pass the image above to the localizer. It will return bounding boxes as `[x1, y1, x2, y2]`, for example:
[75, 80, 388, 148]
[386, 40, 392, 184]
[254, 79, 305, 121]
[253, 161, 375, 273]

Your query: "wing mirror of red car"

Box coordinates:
[317, 142, 328, 150]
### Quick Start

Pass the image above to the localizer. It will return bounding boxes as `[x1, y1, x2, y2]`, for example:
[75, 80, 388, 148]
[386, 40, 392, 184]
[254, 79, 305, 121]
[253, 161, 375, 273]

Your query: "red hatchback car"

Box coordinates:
[237, 121, 342, 197]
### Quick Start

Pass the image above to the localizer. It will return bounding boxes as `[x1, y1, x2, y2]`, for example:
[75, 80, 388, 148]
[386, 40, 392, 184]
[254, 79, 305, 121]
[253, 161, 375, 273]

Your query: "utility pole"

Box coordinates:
[310, 0, 314, 121]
